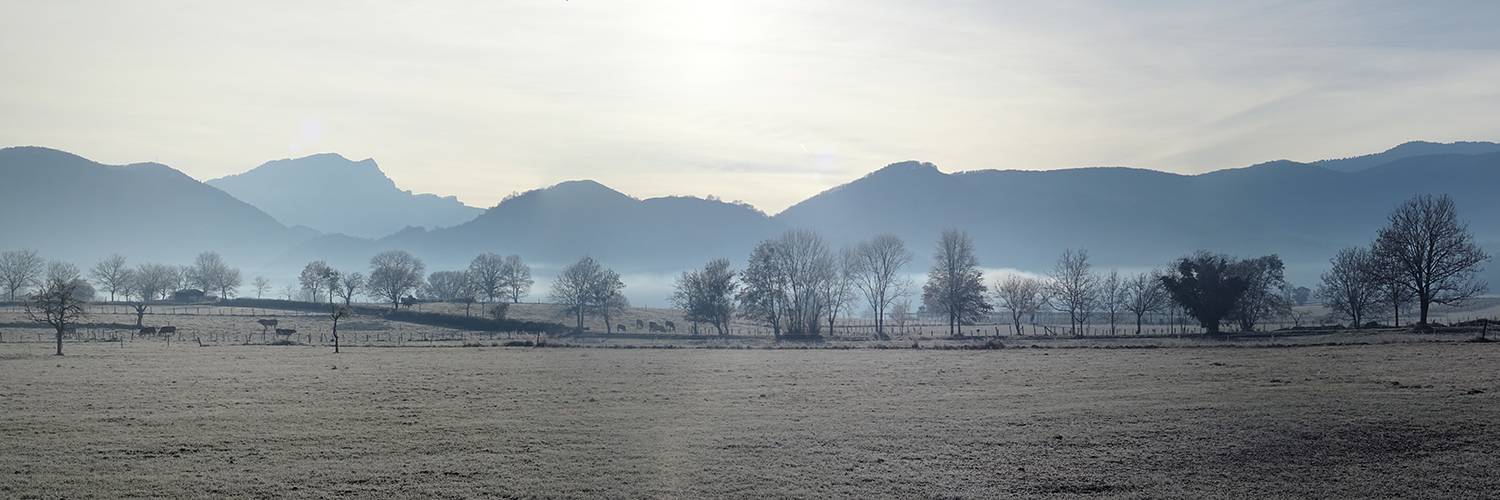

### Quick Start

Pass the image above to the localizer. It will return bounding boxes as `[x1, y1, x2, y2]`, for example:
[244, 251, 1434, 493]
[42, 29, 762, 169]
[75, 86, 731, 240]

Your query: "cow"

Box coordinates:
[663, 320, 676, 332]
[617, 324, 628, 332]
[139, 327, 158, 335]
[648, 321, 665, 333]
[275, 328, 296, 336]
[635, 319, 645, 330]
[257, 318, 278, 331]
[158, 326, 177, 335]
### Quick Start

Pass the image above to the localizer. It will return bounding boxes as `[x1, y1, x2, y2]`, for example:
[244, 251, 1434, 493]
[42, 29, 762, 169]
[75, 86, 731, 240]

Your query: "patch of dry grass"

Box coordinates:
[1, 342, 1496, 498]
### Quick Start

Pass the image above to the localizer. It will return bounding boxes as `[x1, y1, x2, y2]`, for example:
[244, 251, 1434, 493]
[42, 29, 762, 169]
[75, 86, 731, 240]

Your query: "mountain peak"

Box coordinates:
[546, 179, 634, 199]
[1312, 140, 1500, 173]
[207, 153, 481, 238]
[868, 160, 943, 178]
[0, 146, 96, 167]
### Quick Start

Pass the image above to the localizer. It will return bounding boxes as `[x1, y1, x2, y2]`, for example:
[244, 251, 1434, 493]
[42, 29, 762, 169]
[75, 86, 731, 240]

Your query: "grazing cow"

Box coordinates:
[635, 319, 645, 330]
[158, 326, 177, 335]
[617, 324, 628, 332]
[648, 321, 664, 333]
[663, 320, 676, 332]
[274, 328, 296, 336]
[257, 319, 278, 331]
[139, 327, 158, 335]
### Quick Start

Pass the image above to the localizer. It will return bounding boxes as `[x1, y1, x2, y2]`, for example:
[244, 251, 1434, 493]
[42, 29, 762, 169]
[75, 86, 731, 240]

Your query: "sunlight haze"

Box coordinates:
[2, 0, 1498, 212]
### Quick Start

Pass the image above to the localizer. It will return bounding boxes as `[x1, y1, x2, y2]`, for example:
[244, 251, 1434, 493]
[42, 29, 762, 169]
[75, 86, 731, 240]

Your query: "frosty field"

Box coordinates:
[2, 341, 1496, 498]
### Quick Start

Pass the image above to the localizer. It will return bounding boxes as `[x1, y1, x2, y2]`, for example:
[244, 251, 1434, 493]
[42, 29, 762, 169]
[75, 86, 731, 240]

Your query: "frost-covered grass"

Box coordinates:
[1, 341, 1496, 498]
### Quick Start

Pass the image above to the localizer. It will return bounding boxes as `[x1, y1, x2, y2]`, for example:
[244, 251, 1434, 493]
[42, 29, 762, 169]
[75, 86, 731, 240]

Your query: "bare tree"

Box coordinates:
[819, 248, 859, 337]
[1376, 274, 1414, 327]
[1124, 271, 1169, 335]
[299, 260, 333, 303]
[1318, 247, 1380, 329]
[888, 300, 913, 336]
[1228, 255, 1287, 332]
[551, 257, 599, 330]
[737, 230, 836, 339]
[26, 262, 87, 356]
[252, 276, 271, 298]
[89, 254, 132, 301]
[125, 263, 176, 328]
[781, 230, 836, 337]
[994, 276, 1045, 337]
[468, 253, 506, 303]
[368, 251, 425, 311]
[170, 265, 189, 293]
[550, 256, 625, 331]
[329, 304, 349, 353]
[186, 251, 239, 299]
[424, 270, 472, 301]
[922, 229, 991, 337]
[597, 286, 628, 334]
[337, 272, 364, 306]
[1100, 270, 1128, 335]
[501, 255, 533, 303]
[737, 240, 788, 339]
[850, 234, 912, 340]
[1, 249, 45, 301]
[1372, 194, 1490, 326]
[1048, 249, 1098, 336]
[672, 258, 738, 336]
[321, 269, 340, 304]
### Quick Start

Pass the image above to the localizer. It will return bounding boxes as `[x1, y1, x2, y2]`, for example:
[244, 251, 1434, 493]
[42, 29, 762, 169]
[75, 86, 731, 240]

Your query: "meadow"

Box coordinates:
[2, 338, 1496, 498]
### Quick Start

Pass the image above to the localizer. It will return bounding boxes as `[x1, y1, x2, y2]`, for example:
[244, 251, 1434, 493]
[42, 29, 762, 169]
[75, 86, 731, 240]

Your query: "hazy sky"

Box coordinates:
[3, 1, 1498, 213]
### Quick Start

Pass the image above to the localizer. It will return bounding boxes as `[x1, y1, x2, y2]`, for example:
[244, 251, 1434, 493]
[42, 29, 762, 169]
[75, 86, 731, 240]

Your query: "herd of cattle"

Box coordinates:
[137, 326, 177, 336]
[616, 319, 676, 333]
[134, 314, 687, 339]
[137, 319, 296, 338]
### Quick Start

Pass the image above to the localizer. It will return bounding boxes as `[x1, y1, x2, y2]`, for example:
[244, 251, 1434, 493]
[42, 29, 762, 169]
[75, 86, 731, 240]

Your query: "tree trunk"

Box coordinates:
[1418, 296, 1431, 325]
[55, 324, 64, 356]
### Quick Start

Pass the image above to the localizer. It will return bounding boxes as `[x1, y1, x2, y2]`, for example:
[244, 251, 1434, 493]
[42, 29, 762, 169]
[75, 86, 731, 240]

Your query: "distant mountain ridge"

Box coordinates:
[208, 153, 482, 238]
[777, 152, 1500, 282]
[0, 146, 303, 268]
[1308, 140, 1500, 173]
[0, 141, 1495, 305]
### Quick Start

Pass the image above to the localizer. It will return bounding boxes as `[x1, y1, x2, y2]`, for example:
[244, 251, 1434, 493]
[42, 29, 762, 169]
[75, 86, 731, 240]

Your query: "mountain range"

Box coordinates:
[1, 141, 1496, 305]
[207, 153, 482, 238]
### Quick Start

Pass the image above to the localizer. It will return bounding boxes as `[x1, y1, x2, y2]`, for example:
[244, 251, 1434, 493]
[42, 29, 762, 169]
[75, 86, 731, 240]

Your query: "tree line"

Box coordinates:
[663, 193, 1487, 339]
[295, 252, 534, 317]
[2, 193, 1489, 355]
[1317, 194, 1489, 330]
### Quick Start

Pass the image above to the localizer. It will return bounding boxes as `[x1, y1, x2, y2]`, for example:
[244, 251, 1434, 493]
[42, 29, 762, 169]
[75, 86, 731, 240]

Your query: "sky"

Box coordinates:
[3, 1, 1498, 213]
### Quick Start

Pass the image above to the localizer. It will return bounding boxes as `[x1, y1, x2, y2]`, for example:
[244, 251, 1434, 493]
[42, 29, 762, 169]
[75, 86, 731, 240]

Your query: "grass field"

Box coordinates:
[2, 341, 1496, 498]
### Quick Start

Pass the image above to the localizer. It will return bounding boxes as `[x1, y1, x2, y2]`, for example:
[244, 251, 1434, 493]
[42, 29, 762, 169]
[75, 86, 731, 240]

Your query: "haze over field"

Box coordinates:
[1, 141, 1497, 306]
